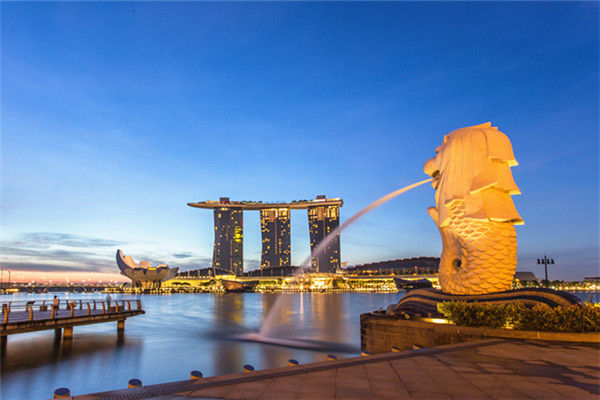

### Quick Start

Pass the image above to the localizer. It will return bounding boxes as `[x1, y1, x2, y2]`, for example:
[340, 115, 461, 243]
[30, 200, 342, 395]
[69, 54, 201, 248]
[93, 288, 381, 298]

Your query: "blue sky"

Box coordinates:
[1, 2, 598, 281]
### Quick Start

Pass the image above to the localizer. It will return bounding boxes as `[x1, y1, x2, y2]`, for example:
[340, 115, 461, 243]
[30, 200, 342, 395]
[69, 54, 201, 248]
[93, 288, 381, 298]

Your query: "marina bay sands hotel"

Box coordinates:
[187, 196, 343, 275]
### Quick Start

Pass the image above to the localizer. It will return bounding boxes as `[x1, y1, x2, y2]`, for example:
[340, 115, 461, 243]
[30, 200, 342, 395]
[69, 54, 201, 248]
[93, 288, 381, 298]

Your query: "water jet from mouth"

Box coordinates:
[224, 178, 433, 348]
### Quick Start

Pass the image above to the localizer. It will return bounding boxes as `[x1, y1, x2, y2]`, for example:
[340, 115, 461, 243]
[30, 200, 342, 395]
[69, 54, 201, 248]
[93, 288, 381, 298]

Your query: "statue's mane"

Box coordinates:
[435, 122, 523, 227]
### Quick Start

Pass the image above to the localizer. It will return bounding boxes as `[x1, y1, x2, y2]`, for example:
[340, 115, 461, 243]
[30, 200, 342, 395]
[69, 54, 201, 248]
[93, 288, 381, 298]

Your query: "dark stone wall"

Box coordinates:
[360, 313, 479, 353]
[360, 312, 600, 354]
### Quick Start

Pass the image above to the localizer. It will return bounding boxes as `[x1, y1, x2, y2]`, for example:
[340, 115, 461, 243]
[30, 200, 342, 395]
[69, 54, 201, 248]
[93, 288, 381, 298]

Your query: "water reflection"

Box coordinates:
[213, 294, 245, 373]
[1, 332, 141, 373]
[1, 292, 399, 400]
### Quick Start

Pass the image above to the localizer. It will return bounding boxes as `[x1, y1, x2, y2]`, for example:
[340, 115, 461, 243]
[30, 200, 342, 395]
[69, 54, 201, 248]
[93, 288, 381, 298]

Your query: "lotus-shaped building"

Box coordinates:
[116, 249, 179, 289]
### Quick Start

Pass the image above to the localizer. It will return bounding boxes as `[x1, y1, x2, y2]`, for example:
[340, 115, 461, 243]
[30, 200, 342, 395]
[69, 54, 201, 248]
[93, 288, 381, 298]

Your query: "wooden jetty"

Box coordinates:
[1, 298, 144, 349]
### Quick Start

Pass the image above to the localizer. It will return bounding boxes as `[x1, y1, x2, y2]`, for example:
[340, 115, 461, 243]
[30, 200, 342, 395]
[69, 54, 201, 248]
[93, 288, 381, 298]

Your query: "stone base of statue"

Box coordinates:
[387, 287, 581, 318]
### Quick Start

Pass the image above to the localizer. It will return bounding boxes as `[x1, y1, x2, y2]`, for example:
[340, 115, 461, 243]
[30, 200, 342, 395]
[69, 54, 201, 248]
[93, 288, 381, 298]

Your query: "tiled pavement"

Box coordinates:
[71, 339, 599, 400]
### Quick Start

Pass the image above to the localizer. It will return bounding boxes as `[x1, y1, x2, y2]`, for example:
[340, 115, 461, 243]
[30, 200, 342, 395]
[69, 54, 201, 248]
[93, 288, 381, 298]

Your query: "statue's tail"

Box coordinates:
[438, 202, 517, 295]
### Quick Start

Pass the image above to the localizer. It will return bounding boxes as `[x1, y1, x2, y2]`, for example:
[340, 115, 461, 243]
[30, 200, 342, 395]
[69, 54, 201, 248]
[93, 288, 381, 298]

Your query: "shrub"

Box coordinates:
[512, 304, 600, 333]
[437, 301, 600, 332]
[437, 301, 516, 328]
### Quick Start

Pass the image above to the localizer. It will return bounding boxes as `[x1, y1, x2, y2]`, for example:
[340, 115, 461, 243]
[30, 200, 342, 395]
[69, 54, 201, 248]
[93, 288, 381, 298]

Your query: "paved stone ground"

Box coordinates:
[71, 339, 599, 400]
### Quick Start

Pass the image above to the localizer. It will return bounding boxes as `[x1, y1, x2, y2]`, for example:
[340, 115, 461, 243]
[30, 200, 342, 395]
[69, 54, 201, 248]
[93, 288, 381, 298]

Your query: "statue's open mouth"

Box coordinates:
[429, 170, 440, 189]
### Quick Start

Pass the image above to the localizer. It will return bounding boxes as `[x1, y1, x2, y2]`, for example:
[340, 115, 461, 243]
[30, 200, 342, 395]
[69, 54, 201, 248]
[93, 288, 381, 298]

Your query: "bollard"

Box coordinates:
[361, 350, 371, 356]
[53, 387, 70, 398]
[243, 364, 255, 372]
[288, 359, 299, 367]
[327, 354, 337, 361]
[190, 370, 203, 380]
[128, 378, 142, 388]
[391, 346, 401, 352]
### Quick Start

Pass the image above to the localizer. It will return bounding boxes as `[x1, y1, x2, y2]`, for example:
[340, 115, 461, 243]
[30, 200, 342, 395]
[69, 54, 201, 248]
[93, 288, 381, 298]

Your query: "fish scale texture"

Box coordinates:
[439, 201, 517, 295]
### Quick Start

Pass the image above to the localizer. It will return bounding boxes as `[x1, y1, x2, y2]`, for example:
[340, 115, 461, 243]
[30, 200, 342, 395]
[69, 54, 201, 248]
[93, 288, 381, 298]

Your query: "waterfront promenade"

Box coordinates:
[69, 338, 599, 399]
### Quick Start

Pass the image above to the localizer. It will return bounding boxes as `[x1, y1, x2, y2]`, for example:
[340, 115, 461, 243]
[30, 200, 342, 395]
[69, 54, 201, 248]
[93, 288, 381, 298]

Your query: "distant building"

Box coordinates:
[188, 195, 343, 275]
[514, 271, 538, 283]
[116, 250, 178, 289]
[212, 198, 244, 275]
[260, 208, 291, 269]
[175, 268, 234, 278]
[244, 265, 312, 277]
[308, 198, 341, 273]
[347, 257, 439, 275]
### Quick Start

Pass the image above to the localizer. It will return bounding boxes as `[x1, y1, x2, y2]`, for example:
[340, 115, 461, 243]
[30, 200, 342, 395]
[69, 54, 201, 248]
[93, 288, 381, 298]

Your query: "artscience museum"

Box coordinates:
[115, 249, 178, 290]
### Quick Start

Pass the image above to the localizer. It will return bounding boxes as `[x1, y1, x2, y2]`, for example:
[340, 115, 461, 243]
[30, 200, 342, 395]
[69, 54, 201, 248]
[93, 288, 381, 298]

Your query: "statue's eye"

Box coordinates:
[452, 259, 462, 271]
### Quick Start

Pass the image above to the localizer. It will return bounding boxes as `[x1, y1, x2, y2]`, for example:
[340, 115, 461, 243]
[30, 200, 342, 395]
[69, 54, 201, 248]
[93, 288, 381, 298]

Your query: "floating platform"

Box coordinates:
[221, 279, 259, 293]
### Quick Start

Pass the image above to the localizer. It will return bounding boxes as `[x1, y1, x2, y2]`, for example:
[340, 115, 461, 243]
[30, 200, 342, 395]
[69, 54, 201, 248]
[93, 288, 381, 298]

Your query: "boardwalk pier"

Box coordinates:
[1, 299, 144, 349]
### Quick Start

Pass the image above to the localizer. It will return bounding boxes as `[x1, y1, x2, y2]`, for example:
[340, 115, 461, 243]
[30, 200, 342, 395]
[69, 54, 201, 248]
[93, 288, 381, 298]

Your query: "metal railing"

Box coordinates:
[1, 298, 142, 323]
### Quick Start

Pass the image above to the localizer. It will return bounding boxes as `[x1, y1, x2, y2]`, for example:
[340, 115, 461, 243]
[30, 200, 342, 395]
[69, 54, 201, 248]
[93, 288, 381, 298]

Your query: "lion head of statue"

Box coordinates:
[423, 122, 523, 228]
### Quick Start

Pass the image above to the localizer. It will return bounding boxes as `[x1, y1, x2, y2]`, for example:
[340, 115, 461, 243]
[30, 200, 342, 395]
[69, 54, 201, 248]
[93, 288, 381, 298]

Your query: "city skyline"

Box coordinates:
[1, 2, 598, 282]
[189, 195, 342, 274]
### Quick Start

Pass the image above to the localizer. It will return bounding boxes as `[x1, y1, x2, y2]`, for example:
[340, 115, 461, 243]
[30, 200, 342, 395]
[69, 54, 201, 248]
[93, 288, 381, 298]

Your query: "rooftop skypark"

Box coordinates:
[188, 195, 343, 210]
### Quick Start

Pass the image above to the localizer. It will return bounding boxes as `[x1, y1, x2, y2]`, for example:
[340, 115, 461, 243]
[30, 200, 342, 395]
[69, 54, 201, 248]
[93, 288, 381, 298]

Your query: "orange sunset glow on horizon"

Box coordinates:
[1, 270, 127, 284]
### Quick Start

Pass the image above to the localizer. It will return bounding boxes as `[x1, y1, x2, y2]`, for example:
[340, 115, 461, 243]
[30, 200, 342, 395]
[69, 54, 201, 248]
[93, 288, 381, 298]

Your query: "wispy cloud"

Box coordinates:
[2, 246, 98, 259]
[2, 232, 264, 276]
[172, 252, 193, 259]
[0, 232, 220, 277]
[3, 261, 112, 273]
[16, 232, 122, 248]
[1, 232, 124, 274]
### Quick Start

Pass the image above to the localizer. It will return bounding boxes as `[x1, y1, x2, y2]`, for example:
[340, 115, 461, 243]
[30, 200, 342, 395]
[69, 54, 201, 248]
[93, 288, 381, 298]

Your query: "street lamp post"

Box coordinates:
[537, 254, 555, 287]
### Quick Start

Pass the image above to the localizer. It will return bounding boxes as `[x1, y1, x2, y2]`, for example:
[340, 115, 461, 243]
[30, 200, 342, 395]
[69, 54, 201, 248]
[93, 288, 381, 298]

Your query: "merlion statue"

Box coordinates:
[423, 122, 523, 295]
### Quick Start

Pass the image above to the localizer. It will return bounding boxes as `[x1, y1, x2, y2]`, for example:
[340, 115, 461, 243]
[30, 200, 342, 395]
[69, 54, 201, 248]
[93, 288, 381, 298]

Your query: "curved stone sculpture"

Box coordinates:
[390, 287, 580, 318]
[116, 249, 178, 288]
[423, 122, 523, 295]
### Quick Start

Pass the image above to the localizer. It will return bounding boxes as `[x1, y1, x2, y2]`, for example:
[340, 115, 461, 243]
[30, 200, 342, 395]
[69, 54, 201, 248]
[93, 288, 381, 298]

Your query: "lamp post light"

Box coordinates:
[537, 254, 555, 287]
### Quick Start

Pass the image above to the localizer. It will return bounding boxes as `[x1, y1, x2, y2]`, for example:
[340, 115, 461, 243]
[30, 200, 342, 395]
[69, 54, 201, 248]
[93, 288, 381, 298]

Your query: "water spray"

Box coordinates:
[256, 177, 433, 339]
